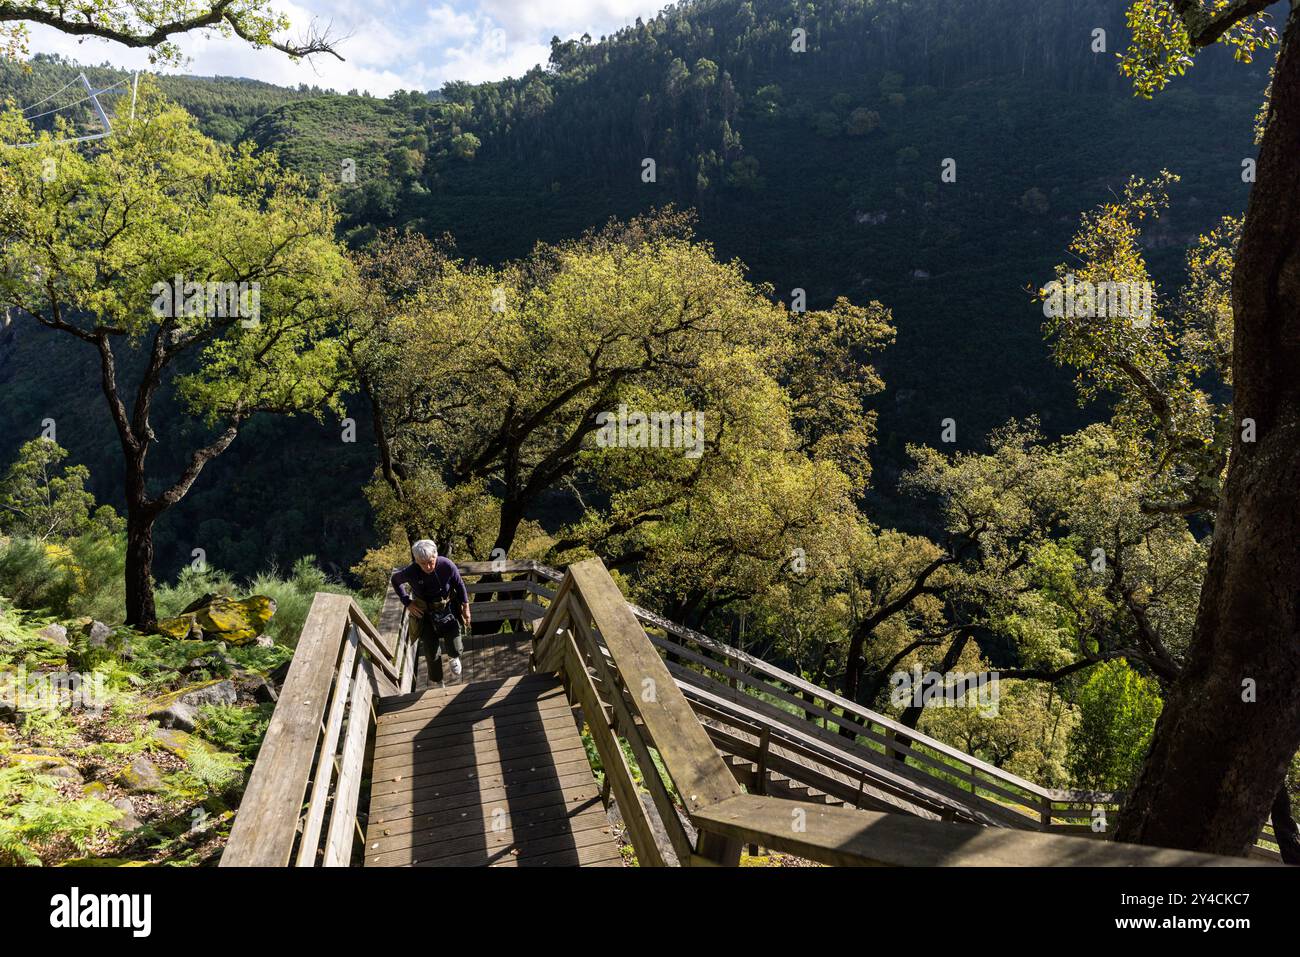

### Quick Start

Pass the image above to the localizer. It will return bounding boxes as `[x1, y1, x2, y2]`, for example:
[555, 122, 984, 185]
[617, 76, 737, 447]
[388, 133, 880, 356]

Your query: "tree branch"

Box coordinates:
[1173, 0, 1276, 48]
[0, 2, 345, 60]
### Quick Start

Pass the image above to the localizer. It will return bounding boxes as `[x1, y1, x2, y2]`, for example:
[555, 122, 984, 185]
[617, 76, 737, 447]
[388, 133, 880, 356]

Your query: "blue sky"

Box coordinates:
[26, 1, 667, 96]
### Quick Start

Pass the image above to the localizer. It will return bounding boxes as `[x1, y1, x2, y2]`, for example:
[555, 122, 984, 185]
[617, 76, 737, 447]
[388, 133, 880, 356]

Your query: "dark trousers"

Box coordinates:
[409, 598, 464, 684]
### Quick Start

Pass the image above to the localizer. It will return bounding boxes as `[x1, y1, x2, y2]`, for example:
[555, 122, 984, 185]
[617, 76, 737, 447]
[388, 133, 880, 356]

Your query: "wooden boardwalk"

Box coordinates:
[414, 630, 535, 689]
[364, 670, 623, 867]
[225, 561, 1271, 868]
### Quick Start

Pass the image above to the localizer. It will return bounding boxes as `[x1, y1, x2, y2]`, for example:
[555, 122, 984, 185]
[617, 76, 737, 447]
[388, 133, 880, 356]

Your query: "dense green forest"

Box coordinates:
[0, 0, 1270, 582]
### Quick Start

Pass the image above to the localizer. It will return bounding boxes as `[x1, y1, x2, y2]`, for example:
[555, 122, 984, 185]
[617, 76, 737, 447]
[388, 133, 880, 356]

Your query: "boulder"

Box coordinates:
[36, 624, 69, 647]
[7, 752, 73, 773]
[43, 763, 85, 785]
[117, 755, 163, 793]
[68, 620, 130, 671]
[179, 679, 236, 709]
[151, 727, 217, 762]
[8, 752, 84, 784]
[148, 702, 198, 732]
[147, 678, 236, 730]
[154, 595, 277, 646]
[180, 593, 222, 616]
[149, 678, 237, 713]
[237, 673, 278, 704]
[109, 797, 143, 832]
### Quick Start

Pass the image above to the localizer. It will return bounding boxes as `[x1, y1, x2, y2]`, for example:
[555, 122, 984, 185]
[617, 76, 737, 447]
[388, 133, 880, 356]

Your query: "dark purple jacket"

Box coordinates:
[390, 557, 469, 608]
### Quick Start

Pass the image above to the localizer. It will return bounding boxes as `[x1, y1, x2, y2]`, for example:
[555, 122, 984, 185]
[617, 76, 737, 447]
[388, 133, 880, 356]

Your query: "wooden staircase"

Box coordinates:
[364, 674, 621, 867]
[721, 754, 840, 807]
[221, 558, 1274, 868]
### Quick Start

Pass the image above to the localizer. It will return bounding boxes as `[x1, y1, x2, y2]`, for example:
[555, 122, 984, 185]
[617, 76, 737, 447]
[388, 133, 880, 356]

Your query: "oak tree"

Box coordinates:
[0, 86, 353, 626]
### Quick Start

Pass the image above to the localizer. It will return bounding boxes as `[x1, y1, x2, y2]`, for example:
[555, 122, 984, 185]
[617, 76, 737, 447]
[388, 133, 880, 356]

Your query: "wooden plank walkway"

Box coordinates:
[364, 672, 624, 867]
[412, 630, 535, 690]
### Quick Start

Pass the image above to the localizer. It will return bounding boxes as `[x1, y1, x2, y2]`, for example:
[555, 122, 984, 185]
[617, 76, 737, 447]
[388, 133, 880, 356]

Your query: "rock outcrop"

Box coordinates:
[154, 595, 277, 646]
[146, 678, 237, 731]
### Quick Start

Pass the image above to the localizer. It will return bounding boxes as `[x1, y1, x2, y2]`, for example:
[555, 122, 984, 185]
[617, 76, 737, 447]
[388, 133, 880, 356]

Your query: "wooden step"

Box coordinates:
[363, 674, 622, 868]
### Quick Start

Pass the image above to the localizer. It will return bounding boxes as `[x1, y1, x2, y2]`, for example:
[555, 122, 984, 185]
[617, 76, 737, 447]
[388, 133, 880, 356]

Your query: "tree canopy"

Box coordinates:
[0, 83, 354, 624]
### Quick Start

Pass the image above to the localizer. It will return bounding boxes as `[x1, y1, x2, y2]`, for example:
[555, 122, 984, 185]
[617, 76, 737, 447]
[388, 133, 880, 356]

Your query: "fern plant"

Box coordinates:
[0, 765, 122, 865]
[161, 748, 246, 803]
[20, 709, 78, 748]
[196, 703, 272, 760]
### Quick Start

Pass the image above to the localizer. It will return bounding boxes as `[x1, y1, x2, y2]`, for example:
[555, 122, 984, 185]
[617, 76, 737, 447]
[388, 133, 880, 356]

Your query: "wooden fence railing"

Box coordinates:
[220, 593, 404, 866]
[221, 562, 554, 867]
[220, 557, 1280, 866]
[530, 558, 1262, 867]
[515, 563, 1113, 832]
[513, 559, 1280, 860]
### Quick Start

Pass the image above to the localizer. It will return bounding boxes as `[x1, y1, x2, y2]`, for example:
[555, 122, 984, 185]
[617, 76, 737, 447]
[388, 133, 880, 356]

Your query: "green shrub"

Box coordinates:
[251, 556, 380, 644]
[0, 532, 126, 621]
[1067, 659, 1163, 791]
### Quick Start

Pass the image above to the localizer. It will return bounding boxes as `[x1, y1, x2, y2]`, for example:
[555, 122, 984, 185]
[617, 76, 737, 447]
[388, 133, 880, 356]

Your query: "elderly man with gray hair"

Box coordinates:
[390, 540, 471, 682]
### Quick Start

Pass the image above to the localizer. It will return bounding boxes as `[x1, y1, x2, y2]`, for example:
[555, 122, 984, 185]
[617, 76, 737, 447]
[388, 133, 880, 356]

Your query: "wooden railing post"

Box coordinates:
[695, 829, 743, 866]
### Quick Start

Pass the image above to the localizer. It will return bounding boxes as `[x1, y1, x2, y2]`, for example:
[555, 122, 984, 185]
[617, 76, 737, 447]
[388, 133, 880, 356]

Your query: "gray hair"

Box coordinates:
[411, 540, 438, 563]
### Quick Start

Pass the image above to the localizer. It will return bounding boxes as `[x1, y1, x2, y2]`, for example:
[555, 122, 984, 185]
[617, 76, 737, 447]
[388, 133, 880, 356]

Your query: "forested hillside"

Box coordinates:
[3, 0, 1297, 870]
[0, 0, 1275, 579]
[0, 53, 314, 142]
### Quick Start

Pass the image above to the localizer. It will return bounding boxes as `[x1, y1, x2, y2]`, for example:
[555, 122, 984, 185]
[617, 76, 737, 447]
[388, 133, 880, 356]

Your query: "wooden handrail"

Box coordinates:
[222, 592, 390, 866]
[517, 561, 1097, 811]
[531, 558, 1268, 867]
[223, 566, 551, 867]
[691, 795, 1267, 867]
[454, 559, 1276, 858]
[534, 558, 744, 864]
[223, 559, 1277, 867]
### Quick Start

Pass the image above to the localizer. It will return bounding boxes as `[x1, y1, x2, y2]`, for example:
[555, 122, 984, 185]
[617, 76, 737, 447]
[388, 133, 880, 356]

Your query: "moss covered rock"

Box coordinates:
[7, 751, 72, 771]
[147, 678, 237, 715]
[155, 595, 277, 646]
[151, 727, 218, 762]
[36, 624, 69, 647]
[58, 857, 148, 867]
[116, 755, 163, 793]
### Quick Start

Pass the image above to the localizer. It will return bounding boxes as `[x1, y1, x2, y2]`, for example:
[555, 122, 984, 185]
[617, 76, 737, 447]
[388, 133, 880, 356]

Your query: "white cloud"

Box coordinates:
[18, 0, 667, 97]
[475, 0, 662, 40]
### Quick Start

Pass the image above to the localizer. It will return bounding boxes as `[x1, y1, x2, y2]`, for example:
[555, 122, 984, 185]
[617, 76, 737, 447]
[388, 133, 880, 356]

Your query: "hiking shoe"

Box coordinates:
[450, 657, 463, 678]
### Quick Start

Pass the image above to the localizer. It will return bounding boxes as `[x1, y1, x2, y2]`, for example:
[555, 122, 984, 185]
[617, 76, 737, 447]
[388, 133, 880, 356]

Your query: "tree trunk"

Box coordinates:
[124, 504, 157, 629]
[492, 497, 525, 561]
[838, 632, 866, 739]
[1115, 10, 1300, 855]
[1270, 784, 1300, 865]
[894, 633, 971, 761]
